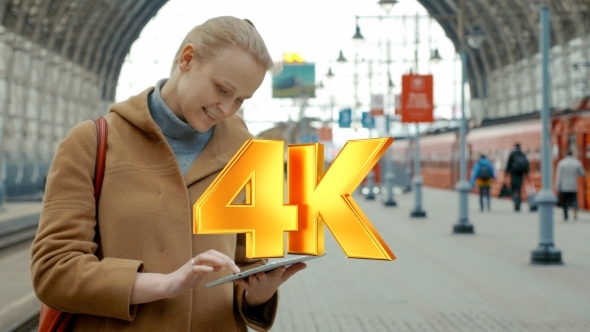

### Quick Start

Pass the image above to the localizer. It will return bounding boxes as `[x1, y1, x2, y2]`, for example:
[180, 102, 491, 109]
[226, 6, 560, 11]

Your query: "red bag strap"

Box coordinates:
[93, 116, 108, 202]
[39, 117, 108, 332]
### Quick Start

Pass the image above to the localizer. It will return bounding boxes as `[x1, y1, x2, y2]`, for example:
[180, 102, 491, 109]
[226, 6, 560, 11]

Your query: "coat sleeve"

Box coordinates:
[233, 233, 279, 331]
[30, 120, 144, 321]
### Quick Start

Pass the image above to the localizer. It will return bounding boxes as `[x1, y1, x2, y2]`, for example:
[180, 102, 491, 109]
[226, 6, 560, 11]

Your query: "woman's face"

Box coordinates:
[174, 44, 266, 132]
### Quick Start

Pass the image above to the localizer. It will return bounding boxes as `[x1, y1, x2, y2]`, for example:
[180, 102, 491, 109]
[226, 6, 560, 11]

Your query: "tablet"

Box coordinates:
[205, 254, 325, 288]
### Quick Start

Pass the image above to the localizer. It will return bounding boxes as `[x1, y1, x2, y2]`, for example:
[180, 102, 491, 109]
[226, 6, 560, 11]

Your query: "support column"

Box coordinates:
[411, 124, 426, 217]
[453, 50, 474, 234]
[531, 4, 561, 265]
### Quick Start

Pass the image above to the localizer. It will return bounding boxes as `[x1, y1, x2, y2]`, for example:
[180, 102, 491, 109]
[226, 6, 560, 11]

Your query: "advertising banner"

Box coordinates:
[370, 94, 384, 116]
[401, 74, 434, 123]
[272, 63, 316, 98]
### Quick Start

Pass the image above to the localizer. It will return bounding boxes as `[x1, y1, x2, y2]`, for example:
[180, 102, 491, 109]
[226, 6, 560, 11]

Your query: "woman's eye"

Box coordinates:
[217, 86, 226, 94]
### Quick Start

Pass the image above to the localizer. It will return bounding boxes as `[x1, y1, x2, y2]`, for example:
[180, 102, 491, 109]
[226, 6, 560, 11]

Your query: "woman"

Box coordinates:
[470, 154, 496, 211]
[31, 16, 305, 331]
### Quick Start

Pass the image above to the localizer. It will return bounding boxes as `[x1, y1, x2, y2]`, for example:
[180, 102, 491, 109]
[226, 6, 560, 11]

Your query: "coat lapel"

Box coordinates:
[183, 115, 253, 187]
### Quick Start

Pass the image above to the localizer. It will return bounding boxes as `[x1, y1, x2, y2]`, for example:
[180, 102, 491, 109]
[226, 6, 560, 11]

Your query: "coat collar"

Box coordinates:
[109, 87, 253, 187]
[183, 116, 252, 187]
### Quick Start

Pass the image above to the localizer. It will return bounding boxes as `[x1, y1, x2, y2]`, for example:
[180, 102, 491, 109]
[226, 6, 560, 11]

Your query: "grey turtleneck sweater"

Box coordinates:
[147, 79, 214, 175]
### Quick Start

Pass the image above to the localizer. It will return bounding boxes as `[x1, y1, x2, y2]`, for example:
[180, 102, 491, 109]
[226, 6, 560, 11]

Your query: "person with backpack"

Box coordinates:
[505, 143, 530, 211]
[470, 154, 496, 211]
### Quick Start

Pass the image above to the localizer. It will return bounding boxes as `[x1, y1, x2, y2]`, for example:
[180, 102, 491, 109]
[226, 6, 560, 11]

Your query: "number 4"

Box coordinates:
[193, 138, 395, 261]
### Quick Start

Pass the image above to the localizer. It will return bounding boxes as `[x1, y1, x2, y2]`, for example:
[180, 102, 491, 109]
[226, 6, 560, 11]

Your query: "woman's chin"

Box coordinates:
[189, 119, 213, 133]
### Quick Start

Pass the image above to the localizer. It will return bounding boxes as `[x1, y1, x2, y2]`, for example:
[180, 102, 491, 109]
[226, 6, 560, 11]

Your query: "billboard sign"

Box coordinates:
[272, 63, 316, 98]
[401, 74, 434, 123]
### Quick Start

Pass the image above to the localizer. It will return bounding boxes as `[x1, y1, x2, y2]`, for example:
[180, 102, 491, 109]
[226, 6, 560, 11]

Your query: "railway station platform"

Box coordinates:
[0, 202, 42, 332]
[2, 188, 590, 332]
[271, 187, 590, 332]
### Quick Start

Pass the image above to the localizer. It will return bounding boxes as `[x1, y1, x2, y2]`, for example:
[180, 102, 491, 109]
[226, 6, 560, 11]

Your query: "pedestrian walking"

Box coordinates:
[555, 150, 585, 221]
[470, 154, 496, 211]
[504, 143, 529, 211]
[31, 16, 305, 332]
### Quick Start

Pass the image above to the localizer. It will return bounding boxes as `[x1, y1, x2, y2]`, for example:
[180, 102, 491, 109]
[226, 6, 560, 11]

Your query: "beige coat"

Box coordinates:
[31, 87, 278, 331]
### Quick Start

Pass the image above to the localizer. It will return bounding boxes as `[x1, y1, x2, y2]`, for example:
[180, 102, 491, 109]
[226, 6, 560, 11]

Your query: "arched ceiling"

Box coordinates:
[0, 0, 589, 101]
[420, 0, 590, 98]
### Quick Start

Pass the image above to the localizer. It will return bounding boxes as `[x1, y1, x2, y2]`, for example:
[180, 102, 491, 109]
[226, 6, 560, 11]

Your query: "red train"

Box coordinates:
[390, 105, 590, 210]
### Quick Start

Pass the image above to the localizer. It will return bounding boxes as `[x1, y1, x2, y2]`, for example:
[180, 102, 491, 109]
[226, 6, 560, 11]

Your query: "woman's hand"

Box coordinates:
[164, 250, 240, 299]
[130, 250, 239, 305]
[236, 262, 307, 307]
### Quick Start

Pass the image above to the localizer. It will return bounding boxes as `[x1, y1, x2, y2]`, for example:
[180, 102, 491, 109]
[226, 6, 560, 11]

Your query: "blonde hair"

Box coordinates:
[171, 16, 273, 74]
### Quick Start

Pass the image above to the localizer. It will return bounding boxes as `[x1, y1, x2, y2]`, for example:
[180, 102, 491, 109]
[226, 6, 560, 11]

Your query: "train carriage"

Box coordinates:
[389, 107, 590, 210]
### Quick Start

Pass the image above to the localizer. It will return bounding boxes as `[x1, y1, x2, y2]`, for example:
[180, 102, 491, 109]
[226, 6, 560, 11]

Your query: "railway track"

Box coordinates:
[0, 211, 42, 332]
[0, 214, 40, 252]
[3, 309, 39, 332]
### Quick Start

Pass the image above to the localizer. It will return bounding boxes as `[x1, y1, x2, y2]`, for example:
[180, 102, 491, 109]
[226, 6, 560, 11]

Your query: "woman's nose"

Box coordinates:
[218, 100, 236, 117]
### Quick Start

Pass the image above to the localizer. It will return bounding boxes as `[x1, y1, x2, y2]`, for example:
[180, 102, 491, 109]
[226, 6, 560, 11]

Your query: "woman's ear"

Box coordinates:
[178, 44, 196, 72]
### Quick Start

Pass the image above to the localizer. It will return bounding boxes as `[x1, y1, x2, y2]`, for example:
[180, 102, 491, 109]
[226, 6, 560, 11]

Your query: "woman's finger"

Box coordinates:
[248, 274, 259, 287]
[280, 263, 307, 282]
[193, 253, 239, 273]
[255, 272, 267, 283]
[267, 266, 287, 278]
[190, 265, 214, 274]
[195, 251, 240, 273]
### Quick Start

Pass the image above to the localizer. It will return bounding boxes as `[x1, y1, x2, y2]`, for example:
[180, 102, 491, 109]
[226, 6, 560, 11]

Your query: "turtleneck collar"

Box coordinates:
[148, 79, 212, 140]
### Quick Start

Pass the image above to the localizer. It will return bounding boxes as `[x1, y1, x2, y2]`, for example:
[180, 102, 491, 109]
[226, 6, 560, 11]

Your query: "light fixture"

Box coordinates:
[573, 62, 590, 71]
[388, 76, 395, 89]
[317, 80, 325, 89]
[527, 0, 543, 11]
[352, 24, 365, 45]
[377, 0, 398, 13]
[337, 50, 347, 63]
[430, 48, 443, 64]
[466, 24, 486, 49]
[326, 67, 334, 79]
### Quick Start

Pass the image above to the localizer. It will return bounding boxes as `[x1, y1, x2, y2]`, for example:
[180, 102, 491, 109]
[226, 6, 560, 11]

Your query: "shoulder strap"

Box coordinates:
[93, 116, 108, 202]
[38, 117, 108, 332]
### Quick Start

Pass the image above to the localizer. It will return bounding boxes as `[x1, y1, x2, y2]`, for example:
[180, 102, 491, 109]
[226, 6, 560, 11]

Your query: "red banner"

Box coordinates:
[317, 126, 333, 141]
[401, 74, 434, 123]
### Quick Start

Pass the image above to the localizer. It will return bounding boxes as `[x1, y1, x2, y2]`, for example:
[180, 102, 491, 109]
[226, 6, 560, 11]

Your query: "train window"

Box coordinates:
[534, 148, 541, 173]
[568, 134, 576, 158]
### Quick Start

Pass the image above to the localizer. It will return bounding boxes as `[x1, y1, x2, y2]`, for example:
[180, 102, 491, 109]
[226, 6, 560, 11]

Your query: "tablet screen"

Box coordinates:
[205, 254, 325, 288]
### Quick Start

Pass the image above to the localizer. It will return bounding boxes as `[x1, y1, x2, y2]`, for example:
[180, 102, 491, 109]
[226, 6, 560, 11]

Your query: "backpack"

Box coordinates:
[511, 153, 528, 174]
[478, 164, 492, 180]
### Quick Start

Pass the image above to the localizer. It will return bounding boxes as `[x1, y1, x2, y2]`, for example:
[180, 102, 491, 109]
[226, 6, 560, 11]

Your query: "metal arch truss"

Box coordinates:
[0, 0, 588, 200]
[0, 0, 167, 200]
[419, 0, 590, 119]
